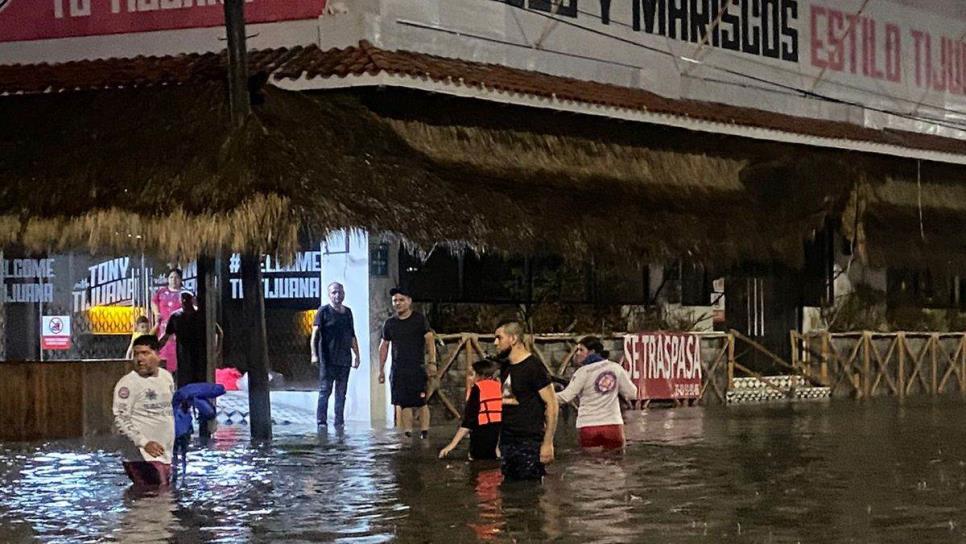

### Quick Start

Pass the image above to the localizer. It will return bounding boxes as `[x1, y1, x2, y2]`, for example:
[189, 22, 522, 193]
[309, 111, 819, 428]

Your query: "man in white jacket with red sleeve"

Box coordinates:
[113, 334, 176, 486]
[556, 336, 637, 450]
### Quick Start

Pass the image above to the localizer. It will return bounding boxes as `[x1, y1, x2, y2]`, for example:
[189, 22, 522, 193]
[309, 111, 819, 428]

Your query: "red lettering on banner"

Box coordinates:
[810, 5, 826, 69]
[912, 30, 926, 87]
[907, 28, 966, 93]
[623, 332, 702, 400]
[0, 0, 325, 43]
[809, 4, 903, 85]
[949, 37, 964, 95]
[885, 24, 901, 82]
[826, 8, 843, 71]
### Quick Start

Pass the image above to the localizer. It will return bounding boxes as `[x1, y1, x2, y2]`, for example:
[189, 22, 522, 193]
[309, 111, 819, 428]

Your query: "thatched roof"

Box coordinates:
[847, 175, 966, 269]
[5, 45, 966, 271]
[370, 93, 855, 267]
[0, 83, 513, 258]
[0, 77, 859, 266]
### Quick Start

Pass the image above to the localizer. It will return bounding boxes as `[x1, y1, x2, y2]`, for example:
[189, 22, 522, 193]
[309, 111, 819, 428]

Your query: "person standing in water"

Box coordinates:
[439, 358, 503, 460]
[556, 336, 637, 451]
[378, 287, 437, 439]
[113, 335, 175, 486]
[311, 282, 361, 429]
[494, 321, 558, 481]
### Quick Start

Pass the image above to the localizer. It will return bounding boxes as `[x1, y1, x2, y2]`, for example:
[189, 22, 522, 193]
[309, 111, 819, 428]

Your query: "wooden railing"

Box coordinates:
[427, 332, 738, 415]
[791, 331, 966, 398]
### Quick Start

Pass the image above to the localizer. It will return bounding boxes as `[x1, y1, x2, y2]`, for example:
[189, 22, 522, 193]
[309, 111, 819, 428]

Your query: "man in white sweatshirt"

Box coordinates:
[113, 334, 176, 486]
[556, 336, 637, 450]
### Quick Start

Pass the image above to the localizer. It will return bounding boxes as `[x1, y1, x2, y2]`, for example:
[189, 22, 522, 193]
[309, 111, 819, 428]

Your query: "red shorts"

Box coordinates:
[578, 424, 625, 450]
[123, 461, 172, 487]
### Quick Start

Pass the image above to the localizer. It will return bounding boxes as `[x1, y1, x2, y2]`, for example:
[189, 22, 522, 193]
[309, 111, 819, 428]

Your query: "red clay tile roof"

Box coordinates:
[3, 40, 964, 157]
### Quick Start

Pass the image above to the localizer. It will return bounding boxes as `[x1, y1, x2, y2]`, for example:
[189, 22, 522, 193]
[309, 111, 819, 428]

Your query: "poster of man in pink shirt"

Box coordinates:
[151, 268, 192, 375]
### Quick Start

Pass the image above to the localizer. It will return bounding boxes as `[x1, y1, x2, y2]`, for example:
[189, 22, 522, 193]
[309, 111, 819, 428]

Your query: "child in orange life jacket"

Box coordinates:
[439, 358, 502, 460]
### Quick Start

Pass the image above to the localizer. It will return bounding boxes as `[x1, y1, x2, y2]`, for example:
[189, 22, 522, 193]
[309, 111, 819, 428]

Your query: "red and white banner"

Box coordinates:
[0, 0, 325, 43]
[623, 332, 703, 400]
[311, 0, 966, 143]
[41, 315, 72, 350]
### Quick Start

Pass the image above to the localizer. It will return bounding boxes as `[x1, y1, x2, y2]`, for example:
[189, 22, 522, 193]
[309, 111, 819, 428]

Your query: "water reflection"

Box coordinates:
[6, 399, 966, 542]
[112, 490, 176, 543]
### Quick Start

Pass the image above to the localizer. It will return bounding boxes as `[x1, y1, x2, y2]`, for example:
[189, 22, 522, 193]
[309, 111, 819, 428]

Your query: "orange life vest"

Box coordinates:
[477, 379, 502, 426]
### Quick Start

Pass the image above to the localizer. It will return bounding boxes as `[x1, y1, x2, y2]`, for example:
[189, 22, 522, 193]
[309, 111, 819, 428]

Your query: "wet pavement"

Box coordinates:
[4, 398, 966, 542]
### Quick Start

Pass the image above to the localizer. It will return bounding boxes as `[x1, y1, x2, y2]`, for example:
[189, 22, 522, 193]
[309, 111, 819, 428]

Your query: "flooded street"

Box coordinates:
[4, 398, 966, 542]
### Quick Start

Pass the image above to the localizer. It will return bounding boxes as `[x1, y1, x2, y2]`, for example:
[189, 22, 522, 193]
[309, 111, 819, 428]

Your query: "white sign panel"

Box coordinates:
[325, 0, 966, 141]
[41, 315, 71, 350]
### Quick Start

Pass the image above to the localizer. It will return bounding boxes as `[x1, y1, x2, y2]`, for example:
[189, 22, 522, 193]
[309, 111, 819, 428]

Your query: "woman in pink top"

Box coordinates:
[151, 268, 189, 374]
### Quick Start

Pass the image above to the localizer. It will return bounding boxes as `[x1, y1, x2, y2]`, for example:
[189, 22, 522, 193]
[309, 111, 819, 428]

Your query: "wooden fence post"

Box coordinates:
[898, 333, 905, 399]
[961, 335, 966, 394]
[931, 334, 939, 395]
[862, 332, 872, 399]
[727, 333, 735, 391]
[464, 334, 475, 400]
[820, 332, 829, 386]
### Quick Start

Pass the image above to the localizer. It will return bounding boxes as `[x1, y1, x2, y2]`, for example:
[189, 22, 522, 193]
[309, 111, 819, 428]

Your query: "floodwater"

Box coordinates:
[4, 398, 966, 543]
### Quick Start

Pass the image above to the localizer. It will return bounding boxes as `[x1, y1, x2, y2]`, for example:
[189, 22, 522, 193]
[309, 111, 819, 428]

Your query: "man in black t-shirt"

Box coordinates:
[378, 287, 438, 438]
[494, 321, 558, 481]
[161, 298, 203, 389]
[160, 292, 222, 389]
[311, 282, 360, 428]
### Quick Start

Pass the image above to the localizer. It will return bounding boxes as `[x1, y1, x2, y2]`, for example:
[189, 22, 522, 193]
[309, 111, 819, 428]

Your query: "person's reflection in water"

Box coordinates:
[498, 474, 565, 541]
[557, 456, 636, 540]
[468, 467, 504, 541]
[538, 475, 565, 540]
[112, 488, 176, 543]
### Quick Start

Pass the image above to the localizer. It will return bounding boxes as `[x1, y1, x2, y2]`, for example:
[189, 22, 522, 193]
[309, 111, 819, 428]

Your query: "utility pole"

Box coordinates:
[224, 0, 250, 126]
[198, 255, 218, 439]
[223, 0, 272, 440]
[241, 253, 272, 440]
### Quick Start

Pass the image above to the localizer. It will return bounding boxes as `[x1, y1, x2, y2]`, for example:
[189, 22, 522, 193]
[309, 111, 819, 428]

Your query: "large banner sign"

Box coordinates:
[350, 0, 966, 141]
[228, 251, 322, 302]
[623, 332, 703, 400]
[1, 258, 55, 303]
[0, 0, 325, 43]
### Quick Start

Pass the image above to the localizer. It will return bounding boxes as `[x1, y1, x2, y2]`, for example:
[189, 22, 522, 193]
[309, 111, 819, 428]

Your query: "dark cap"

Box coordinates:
[389, 287, 412, 298]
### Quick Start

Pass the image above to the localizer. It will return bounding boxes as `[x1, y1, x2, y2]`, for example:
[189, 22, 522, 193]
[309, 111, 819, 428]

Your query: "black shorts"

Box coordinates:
[390, 365, 428, 408]
[500, 436, 546, 481]
[470, 424, 501, 460]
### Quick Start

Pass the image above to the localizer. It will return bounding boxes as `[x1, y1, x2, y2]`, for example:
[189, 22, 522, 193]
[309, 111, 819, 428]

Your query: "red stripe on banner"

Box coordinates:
[0, 0, 325, 43]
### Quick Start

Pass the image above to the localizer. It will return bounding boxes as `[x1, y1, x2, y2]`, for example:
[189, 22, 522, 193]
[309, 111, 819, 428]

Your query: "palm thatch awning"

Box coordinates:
[5, 45, 966, 270]
[846, 176, 966, 269]
[0, 77, 857, 266]
[1, 83, 514, 258]
[371, 95, 855, 266]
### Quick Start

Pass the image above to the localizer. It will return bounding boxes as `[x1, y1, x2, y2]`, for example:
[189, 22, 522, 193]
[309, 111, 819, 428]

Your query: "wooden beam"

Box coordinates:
[730, 329, 823, 386]
[436, 390, 461, 419]
[426, 337, 466, 403]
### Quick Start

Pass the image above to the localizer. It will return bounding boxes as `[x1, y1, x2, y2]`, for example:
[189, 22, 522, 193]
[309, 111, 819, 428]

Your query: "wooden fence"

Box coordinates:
[791, 331, 966, 398]
[0, 360, 131, 441]
[427, 332, 738, 417]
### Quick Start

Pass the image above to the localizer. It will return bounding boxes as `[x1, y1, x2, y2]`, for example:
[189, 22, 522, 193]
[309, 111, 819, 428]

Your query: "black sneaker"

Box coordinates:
[420, 431, 428, 440]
